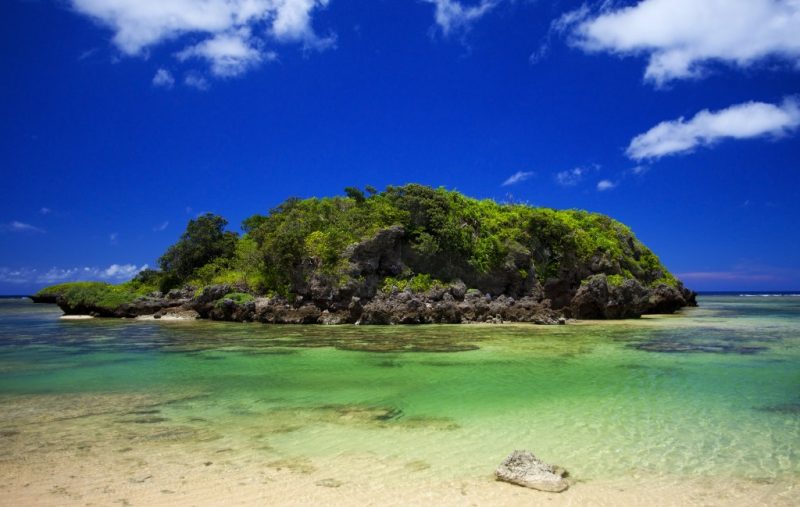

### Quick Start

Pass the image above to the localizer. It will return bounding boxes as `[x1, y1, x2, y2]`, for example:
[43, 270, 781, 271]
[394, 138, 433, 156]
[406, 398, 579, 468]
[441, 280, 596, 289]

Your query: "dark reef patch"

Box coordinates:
[757, 403, 800, 415]
[632, 341, 767, 354]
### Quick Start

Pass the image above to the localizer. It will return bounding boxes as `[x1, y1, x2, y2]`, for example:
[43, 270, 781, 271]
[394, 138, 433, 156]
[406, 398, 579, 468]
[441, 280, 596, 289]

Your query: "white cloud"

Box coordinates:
[555, 167, 588, 186]
[272, 0, 336, 49]
[177, 31, 271, 77]
[109, 232, 119, 245]
[627, 97, 800, 160]
[68, 0, 332, 78]
[185, 74, 210, 90]
[0, 268, 37, 284]
[0, 264, 148, 285]
[501, 170, 534, 186]
[39, 207, 52, 215]
[2, 221, 45, 233]
[596, 179, 616, 191]
[101, 264, 146, 279]
[152, 68, 175, 88]
[562, 0, 800, 85]
[153, 221, 169, 232]
[425, 0, 499, 36]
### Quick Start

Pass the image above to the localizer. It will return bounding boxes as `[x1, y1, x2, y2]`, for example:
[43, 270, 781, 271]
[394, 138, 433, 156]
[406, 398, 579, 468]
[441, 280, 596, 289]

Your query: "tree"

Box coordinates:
[344, 186, 366, 203]
[159, 213, 239, 282]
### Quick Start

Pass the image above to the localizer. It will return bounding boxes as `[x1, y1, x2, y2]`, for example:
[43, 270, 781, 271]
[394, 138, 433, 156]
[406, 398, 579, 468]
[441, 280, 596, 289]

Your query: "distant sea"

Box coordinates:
[698, 291, 800, 297]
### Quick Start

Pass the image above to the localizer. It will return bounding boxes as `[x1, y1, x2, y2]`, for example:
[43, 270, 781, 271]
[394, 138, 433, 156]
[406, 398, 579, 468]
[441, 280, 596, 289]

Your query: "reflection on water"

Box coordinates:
[0, 296, 799, 500]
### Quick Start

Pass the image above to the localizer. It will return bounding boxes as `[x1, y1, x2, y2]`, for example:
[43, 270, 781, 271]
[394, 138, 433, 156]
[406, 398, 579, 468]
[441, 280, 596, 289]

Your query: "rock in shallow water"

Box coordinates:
[495, 450, 569, 492]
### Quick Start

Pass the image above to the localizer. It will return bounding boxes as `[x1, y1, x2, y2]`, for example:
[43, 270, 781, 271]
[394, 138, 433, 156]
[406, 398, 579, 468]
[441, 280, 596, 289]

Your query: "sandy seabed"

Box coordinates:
[0, 393, 796, 507]
[2, 451, 796, 507]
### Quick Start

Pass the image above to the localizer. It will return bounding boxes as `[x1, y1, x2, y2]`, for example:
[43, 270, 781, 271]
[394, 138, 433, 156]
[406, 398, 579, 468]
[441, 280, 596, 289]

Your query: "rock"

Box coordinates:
[645, 283, 687, 314]
[319, 310, 349, 325]
[605, 279, 649, 318]
[154, 308, 200, 320]
[569, 274, 610, 319]
[449, 280, 467, 300]
[569, 275, 650, 319]
[464, 288, 483, 300]
[166, 286, 195, 300]
[189, 284, 233, 317]
[345, 226, 406, 277]
[495, 450, 569, 493]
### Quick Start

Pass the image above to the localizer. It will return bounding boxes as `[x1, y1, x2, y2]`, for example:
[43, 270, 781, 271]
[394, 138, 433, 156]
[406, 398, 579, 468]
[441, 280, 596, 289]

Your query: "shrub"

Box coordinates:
[607, 274, 625, 287]
[36, 282, 140, 310]
[382, 274, 443, 293]
[216, 292, 255, 307]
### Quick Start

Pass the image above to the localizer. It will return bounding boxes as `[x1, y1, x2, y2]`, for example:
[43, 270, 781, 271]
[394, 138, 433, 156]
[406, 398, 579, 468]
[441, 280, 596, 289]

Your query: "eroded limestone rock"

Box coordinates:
[495, 450, 569, 492]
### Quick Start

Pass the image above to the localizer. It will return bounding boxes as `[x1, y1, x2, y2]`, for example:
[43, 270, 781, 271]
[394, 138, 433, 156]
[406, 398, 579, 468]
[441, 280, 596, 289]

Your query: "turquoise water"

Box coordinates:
[0, 296, 798, 486]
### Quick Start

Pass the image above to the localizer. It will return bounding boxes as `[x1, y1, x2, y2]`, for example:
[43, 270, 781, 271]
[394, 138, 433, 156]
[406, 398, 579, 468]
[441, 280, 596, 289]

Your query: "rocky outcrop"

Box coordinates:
[569, 274, 648, 319]
[495, 450, 569, 492]
[45, 275, 694, 324]
[648, 283, 697, 314]
[153, 308, 200, 320]
[357, 289, 560, 325]
[568, 274, 696, 320]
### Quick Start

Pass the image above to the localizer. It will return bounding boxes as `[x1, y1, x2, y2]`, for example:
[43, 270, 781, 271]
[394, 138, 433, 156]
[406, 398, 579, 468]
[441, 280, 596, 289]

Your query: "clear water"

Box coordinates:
[0, 296, 798, 485]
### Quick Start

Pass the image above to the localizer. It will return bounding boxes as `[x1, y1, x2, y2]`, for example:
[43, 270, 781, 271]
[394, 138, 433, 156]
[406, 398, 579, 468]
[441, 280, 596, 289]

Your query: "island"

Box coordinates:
[32, 184, 696, 324]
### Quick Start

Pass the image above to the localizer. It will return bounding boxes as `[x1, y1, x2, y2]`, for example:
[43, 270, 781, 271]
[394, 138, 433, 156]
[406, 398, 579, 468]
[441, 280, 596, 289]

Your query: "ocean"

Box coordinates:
[0, 295, 797, 505]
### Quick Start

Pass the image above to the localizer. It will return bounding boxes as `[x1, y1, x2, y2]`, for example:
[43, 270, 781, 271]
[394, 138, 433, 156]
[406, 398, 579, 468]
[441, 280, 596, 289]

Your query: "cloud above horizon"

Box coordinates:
[675, 271, 779, 283]
[0, 264, 148, 286]
[554, 167, 592, 186]
[2, 221, 45, 233]
[501, 170, 534, 186]
[68, 0, 333, 83]
[596, 179, 616, 191]
[425, 0, 499, 36]
[561, 0, 800, 85]
[627, 97, 800, 160]
[152, 68, 175, 88]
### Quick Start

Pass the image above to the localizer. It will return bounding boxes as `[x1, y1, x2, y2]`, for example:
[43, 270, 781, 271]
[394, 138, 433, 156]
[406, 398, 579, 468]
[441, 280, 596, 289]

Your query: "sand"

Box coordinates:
[0, 393, 795, 507]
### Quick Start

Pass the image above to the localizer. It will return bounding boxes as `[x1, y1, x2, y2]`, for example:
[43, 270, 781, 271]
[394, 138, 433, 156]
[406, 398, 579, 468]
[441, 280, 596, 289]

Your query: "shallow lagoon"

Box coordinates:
[0, 296, 798, 505]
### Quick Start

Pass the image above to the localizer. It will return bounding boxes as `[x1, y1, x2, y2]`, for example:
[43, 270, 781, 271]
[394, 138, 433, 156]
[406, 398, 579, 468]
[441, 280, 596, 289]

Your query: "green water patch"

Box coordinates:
[1, 297, 799, 482]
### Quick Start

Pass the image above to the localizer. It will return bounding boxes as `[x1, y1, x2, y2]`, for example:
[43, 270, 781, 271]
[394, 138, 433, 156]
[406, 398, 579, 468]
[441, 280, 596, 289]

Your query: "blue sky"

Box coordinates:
[1, 0, 799, 294]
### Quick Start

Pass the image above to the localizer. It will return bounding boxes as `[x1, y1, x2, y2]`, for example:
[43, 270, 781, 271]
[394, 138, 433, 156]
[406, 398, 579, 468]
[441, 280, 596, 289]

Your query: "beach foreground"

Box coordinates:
[0, 296, 798, 506]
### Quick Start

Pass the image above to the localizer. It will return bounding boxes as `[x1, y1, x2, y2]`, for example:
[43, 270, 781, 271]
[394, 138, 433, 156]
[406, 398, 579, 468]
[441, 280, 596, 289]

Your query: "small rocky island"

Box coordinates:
[33, 184, 695, 324]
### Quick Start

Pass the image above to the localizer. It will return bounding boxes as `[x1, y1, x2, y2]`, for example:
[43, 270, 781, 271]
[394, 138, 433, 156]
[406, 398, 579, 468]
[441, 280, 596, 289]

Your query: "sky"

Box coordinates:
[1, 0, 799, 294]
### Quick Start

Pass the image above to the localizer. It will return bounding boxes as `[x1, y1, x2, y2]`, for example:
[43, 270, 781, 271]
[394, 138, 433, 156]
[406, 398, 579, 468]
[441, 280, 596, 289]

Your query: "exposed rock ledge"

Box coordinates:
[39, 273, 695, 325]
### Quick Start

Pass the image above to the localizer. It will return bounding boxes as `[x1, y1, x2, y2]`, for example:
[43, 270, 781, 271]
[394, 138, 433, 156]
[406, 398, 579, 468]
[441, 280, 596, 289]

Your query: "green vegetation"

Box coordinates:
[158, 213, 238, 288]
[382, 274, 444, 294]
[34, 281, 142, 310]
[216, 292, 255, 307]
[37, 184, 682, 306]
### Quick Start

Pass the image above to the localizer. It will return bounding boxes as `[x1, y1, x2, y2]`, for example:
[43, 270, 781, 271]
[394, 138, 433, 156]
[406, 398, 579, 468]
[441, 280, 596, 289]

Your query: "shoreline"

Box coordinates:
[2, 446, 796, 507]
